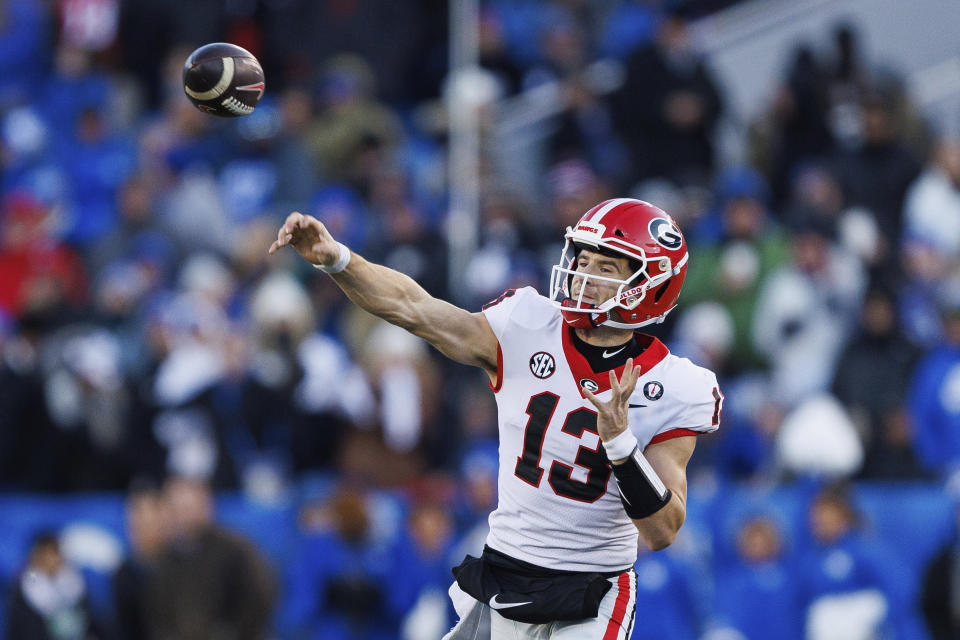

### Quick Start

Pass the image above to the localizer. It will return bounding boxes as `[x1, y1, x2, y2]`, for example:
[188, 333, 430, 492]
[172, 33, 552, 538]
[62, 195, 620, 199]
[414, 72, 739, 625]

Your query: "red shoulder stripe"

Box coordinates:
[648, 428, 700, 446]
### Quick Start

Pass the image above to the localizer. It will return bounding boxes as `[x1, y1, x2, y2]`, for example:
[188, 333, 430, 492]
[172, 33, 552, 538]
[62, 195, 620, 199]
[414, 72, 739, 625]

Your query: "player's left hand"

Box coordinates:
[582, 358, 642, 442]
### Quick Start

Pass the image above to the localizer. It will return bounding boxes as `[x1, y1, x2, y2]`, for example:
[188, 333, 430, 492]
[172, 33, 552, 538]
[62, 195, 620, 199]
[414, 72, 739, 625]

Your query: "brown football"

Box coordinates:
[182, 43, 265, 117]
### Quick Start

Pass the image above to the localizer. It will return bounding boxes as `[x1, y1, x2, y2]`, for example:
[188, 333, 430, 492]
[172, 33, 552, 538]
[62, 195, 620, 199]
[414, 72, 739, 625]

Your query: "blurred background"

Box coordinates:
[1, 0, 959, 638]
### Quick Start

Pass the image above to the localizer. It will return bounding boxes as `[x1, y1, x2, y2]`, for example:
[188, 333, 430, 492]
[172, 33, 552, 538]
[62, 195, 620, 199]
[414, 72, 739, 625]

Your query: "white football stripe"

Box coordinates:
[184, 56, 235, 101]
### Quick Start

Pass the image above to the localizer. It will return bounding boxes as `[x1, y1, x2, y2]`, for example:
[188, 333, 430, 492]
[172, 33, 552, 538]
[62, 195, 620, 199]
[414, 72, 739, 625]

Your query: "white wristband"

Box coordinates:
[603, 429, 638, 461]
[314, 242, 351, 274]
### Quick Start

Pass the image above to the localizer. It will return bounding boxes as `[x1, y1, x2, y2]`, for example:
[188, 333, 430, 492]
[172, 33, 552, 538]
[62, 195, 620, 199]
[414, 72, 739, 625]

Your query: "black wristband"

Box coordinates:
[611, 447, 673, 519]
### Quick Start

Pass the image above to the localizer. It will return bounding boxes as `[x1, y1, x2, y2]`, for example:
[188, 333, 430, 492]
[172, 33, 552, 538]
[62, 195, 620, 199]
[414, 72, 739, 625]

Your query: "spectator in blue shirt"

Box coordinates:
[281, 487, 398, 640]
[630, 545, 700, 640]
[390, 500, 458, 638]
[796, 484, 899, 640]
[58, 107, 135, 248]
[38, 45, 110, 141]
[907, 277, 960, 475]
[0, 0, 51, 108]
[712, 515, 802, 640]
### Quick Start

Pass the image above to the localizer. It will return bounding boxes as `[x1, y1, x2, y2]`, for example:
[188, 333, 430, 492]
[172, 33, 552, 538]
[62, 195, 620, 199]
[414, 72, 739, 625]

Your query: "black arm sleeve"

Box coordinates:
[611, 447, 672, 519]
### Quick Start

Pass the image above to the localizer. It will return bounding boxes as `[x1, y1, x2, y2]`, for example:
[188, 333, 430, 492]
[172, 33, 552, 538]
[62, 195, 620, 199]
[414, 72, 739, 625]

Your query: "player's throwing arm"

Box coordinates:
[268, 212, 500, 380]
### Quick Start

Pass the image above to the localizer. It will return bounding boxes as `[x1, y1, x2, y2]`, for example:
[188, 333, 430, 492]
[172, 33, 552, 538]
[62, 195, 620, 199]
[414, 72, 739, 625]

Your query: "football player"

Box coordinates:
[269, 198, 722, 639]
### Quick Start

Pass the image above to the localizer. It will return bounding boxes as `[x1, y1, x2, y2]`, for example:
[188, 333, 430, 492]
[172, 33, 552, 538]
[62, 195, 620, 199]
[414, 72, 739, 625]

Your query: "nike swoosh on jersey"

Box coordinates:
[628, 403, 647, 408]
[489, 595, 533, 610]
[602, 346, 627, 358]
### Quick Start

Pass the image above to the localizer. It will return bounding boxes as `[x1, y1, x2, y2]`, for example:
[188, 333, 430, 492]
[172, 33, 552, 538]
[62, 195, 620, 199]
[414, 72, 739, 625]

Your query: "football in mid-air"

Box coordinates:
[182, 43, 265, 117]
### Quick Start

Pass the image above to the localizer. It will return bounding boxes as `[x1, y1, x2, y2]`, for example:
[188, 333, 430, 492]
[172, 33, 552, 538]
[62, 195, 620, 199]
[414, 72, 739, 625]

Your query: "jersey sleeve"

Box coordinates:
[652, 365, 723, 443]
[481, 286, 536, 340]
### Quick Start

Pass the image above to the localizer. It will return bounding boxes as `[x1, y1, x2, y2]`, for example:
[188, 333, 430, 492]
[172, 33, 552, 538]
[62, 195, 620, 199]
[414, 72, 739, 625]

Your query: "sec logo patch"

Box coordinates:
[529, 352, 556, 379]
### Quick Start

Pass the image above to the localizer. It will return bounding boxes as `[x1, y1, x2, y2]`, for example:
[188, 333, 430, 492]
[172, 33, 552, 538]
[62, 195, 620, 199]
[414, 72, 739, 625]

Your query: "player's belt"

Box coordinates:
[483, 545, 627, 579]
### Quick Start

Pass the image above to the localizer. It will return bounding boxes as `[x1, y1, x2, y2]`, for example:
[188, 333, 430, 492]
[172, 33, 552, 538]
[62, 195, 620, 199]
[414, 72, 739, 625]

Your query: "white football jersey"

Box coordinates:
[481, 287, 722, 572]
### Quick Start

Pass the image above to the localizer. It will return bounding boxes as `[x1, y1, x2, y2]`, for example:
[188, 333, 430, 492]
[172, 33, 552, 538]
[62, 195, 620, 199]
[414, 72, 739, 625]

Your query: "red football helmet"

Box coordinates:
[549, 198, 689, 330]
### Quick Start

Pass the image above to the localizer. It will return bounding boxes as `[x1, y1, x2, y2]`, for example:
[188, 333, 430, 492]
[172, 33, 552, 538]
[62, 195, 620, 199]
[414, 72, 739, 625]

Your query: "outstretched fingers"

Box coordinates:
[268, 212, 305, 254]
[585, 358, 642, 409]
[608, 368, 619, 394]
[609, 357, 632, 391]
[268, 233, 291, 254]
[283, 212, 305, 237]
[622, 361, 641, 399]
[608, 358, 641, 407]
[582, 386, 601, 409]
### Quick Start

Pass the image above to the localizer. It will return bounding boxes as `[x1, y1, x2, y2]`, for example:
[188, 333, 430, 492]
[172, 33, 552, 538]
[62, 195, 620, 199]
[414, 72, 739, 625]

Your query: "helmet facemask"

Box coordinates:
[549, 239, 681, 329]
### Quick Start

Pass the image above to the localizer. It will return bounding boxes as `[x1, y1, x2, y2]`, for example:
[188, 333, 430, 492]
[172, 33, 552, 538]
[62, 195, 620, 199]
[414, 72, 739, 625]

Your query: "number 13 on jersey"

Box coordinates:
[514, 392, 611, 503]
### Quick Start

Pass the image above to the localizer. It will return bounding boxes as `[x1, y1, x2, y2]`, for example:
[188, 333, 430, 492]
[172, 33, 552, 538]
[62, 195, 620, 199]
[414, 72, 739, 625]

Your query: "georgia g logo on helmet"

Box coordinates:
[648, 218, 683, 250]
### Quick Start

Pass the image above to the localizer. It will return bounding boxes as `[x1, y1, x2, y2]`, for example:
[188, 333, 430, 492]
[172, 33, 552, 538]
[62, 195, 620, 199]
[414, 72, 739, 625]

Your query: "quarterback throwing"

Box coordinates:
[269, 198, 722, 639]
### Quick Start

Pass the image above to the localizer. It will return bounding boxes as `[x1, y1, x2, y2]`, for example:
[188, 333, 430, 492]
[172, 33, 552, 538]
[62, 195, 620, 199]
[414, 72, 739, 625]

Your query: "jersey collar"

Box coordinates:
[561, 326, 669, 397]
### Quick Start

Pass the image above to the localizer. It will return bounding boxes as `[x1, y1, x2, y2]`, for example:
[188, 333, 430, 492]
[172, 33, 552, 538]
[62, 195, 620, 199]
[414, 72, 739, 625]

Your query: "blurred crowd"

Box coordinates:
[2, 0, 960, 638]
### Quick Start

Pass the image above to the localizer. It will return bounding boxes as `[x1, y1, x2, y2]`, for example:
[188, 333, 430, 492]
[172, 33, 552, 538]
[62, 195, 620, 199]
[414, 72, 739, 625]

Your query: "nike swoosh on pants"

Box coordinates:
[489, 595, 533, 610]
